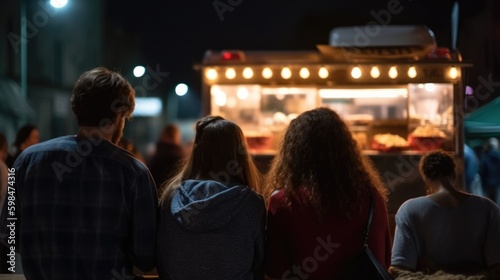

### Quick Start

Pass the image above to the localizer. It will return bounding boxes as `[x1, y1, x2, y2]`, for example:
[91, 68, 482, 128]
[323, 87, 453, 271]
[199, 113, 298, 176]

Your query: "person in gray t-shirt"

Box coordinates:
[391, 150, 500, 277]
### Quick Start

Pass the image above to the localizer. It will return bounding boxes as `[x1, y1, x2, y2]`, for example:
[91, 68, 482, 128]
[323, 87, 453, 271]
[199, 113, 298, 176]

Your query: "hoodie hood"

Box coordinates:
[170, 180, 252, 232]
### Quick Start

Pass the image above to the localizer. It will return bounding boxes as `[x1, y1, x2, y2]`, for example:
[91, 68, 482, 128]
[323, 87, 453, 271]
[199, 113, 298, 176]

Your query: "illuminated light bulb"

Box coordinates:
[449, 67, 459, 79]
[408, 66, 417, 79]
[242, 67, 254, 79]
[299, 67, 310, 79]
[225, 68, 236, 79]
[388, 66, 398, 79]
[351, 67, 362, 79]
[237, 87, 249, 100]
[262, 67, 273, 79]
[318, 67, 329, 79]
[205, 68, 218, 81]
[370, 67, 380, 79]
[281, 67, 292, 79]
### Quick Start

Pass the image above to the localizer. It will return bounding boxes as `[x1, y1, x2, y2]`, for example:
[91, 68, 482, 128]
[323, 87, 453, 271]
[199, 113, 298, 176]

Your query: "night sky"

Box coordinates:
[104, 0, 489, 116]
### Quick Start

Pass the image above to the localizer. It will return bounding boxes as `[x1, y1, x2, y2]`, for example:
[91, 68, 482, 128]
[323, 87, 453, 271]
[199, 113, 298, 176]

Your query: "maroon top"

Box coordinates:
[264, 189, 391, 279]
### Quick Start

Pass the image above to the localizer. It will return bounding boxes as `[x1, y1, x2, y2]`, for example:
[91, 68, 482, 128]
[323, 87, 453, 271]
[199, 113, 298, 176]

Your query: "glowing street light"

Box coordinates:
[175, 83, 188, 96]
[50, 0, 68, 8]
[133, 66, 146, 78]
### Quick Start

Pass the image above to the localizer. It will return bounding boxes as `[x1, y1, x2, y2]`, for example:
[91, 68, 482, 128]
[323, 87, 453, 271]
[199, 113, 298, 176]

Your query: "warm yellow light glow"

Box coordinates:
[299, 68, 310, 79]
[225, 68, 236, 79]
[370, 67, 380, 79]
[205, 68, 218, 81]
[281, 67, 292, 79]
[318, 67, 329, 79]
[424, 83, 436, 92]
[408, 67, 417, 78]
[262, 67, 273, 79]
[237, 87, 249, 100]
[448, 67, 459, 79]
[351, 67, 362, 79]
[213, 90, 227, 106]
[242, 67, 254, 79]
[319, 88, 408, 99]
[388, 66, 398, 79]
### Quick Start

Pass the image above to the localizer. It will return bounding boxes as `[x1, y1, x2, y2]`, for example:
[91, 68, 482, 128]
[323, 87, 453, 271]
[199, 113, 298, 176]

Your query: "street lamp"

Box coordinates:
[133, 66, 146, 78]
[175, 83, 188, 96]
[50, 0, 68, 8]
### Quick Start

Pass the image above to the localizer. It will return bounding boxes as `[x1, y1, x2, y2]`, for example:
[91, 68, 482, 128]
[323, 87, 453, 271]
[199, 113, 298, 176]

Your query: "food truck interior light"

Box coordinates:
[262, 87, 314, 95]
[281, 67, 292, 79]
[448, 67, 459, 79]
[424, 83, 436, 91]
[388, 66, 398, 79]
[370, 67, 380, 79]
[237, 87, 250, 100]
[206, 68, 218, 81]
[225, 68, 236, 79]
[299, 68, 310, 79]
[319, 67, 329, 79]
[408, 67, 417, 78]
[319, 88, 408, 99]
[351, 67, 362, 79]
[243, 67, 254, 79]
[212, 87, 227, 107]
[262, 67, 273, 79]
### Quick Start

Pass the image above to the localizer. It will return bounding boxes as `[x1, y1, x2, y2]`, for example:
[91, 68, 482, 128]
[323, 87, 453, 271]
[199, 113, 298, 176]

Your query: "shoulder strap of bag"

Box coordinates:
[362, 188, 374, 246]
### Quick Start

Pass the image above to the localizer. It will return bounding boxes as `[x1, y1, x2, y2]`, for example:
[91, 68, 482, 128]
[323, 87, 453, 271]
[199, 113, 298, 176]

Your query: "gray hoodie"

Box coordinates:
[156, 179, 265, 280]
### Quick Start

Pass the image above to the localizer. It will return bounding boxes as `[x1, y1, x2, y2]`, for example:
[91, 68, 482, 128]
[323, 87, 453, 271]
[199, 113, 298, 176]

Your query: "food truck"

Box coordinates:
[197, 25, 471, 227]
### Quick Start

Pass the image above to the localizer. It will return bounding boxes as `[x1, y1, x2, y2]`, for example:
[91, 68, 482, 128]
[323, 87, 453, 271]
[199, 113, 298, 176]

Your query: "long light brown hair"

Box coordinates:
[265, 107, 386, 216]
[160, 116, 261, 207]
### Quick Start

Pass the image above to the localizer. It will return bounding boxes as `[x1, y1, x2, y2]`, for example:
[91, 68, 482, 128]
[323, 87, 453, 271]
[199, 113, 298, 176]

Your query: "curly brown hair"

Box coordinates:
[265, 107, 386, 216]
[419, 150, 456, 183]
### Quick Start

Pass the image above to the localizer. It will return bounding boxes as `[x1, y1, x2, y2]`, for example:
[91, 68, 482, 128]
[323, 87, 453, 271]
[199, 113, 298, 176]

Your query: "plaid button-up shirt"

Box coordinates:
[0, 136, 158, 280]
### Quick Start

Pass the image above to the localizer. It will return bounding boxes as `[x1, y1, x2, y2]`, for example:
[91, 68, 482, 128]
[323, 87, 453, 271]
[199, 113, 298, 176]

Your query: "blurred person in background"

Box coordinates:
[391, 150, 500, 278]
[148, 124, 186, 191]
[264, 108, 391, 279]
[118, 137, 145, 163]
[464, 143, 483, 196]
[156, 116, 265, 280]
[6, 124, 39, 168]
[0, 67, 158, 279]
[480, 137, 500, 205]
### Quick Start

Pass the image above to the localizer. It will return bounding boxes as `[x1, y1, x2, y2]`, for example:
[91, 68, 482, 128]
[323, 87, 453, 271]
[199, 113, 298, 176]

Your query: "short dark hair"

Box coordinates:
[419, 150, 456, 182]
[71, 67, 134, 126]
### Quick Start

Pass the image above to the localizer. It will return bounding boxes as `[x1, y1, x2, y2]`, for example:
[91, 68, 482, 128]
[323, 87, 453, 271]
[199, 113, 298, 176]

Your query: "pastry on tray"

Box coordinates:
[372, 133, 409, 152]
[408, 124, 446, 151]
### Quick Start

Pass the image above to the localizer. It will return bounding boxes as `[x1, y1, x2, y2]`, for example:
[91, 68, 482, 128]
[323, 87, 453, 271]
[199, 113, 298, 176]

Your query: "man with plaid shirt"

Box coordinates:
[0, 67, 158, 279]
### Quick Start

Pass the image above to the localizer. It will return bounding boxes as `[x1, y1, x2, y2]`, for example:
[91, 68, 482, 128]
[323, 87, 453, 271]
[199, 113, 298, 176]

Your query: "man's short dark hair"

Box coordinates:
[71, 67, 135, 126]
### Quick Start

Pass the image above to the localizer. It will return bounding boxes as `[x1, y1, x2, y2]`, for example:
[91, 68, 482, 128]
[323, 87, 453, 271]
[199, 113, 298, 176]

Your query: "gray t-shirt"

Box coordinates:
[391, 194, 500, 270]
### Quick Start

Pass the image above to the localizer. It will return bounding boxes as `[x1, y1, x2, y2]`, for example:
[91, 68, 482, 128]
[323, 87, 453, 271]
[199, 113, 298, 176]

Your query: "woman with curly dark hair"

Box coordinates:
[391, 150, 500, 278]
[264, 107, 391, 279]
